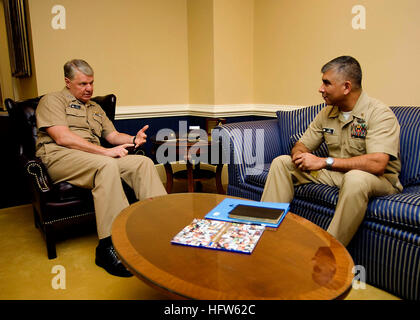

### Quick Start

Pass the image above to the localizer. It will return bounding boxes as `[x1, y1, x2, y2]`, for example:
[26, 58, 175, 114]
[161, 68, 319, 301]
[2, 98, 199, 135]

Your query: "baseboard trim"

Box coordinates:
[115, 104, 308, 120]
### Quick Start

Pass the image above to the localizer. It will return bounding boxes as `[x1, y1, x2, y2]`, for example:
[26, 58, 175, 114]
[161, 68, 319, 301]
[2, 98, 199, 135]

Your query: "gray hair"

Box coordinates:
[64, 59, 94, 79]
[321, 56, 362, 89]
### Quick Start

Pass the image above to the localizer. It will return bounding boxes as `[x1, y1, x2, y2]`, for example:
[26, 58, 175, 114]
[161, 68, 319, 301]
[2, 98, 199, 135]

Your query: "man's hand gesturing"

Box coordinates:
[133, 125, 149, 148]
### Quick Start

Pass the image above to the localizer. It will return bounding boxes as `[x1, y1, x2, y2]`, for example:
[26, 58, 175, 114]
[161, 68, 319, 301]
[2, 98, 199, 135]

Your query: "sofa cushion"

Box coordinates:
[294, 183, 420, 231]
[367, 184, 420, 231]
[244, 163, 271, 188]
[276, 104, 325, 155]
[390, 106, 420, 187]
[294, 183, 339, 207]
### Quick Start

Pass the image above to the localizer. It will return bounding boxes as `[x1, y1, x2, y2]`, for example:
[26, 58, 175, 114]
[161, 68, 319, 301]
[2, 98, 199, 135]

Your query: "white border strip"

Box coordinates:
[115, 104, 307, 120]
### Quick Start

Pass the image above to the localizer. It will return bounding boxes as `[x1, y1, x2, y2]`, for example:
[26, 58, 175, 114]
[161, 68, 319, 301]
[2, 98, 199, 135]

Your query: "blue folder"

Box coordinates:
[205, 198, 289, 228]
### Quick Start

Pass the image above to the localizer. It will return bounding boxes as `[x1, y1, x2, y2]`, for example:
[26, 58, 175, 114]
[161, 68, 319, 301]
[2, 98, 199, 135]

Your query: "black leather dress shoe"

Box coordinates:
[95, 244, 133, 278]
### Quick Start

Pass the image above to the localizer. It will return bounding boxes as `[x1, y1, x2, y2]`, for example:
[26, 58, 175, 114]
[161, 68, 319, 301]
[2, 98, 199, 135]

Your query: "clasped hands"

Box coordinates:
[292, 152, 325, 171]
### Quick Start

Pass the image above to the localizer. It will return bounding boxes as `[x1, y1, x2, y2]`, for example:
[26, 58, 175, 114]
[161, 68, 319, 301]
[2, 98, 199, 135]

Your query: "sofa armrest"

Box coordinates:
[216, 119, 281, 186]
[25, 158, 52, 193]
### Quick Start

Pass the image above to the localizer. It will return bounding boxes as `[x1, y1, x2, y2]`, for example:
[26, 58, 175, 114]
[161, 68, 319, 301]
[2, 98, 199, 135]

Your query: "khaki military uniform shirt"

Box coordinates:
[299, 91, 402, 191]
[35, 88, 116, 157]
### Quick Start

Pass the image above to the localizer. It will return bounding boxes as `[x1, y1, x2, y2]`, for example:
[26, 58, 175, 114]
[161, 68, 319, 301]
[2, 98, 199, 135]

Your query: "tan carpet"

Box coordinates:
[0, 167, 400, 300]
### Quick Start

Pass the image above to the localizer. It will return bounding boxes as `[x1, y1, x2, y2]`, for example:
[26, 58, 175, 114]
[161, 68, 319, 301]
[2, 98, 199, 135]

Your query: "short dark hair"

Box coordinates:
[321, 56, 362, 89]
[64, 59, 94, 79]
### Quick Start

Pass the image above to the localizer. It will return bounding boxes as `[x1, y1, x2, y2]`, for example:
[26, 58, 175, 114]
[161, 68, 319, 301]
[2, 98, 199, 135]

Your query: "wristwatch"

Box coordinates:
[132, 136, 136, 145]
[325, 157, 334, 170]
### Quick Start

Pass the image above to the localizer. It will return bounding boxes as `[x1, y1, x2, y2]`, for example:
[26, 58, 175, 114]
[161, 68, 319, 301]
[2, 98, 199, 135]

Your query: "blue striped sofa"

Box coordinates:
[218, 104, 420, 300]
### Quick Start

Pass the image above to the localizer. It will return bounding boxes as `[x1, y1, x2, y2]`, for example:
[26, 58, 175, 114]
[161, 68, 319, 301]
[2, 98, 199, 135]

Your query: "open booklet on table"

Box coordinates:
[171, 218, 265, 254]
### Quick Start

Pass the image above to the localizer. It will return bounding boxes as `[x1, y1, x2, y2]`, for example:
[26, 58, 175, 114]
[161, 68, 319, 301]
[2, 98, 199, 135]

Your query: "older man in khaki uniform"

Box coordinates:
[36, 59, 167, 277]
[261, 56, 402, 246]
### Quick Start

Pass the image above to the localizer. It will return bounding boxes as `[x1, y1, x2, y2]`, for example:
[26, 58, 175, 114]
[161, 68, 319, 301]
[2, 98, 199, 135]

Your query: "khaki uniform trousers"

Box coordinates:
[261, 155, 399, 246]
[40, 146, 167, 239]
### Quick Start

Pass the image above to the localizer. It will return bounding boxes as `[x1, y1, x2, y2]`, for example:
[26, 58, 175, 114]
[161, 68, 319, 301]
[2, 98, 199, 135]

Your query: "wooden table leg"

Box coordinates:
[164, 163, 173, 193]
[186, 162, 194, 192]
[215, 163, 225, 194]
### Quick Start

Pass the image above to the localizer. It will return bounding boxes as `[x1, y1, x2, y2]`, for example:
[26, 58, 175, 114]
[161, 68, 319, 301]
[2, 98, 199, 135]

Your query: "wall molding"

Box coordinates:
[115, 104, 307, 120]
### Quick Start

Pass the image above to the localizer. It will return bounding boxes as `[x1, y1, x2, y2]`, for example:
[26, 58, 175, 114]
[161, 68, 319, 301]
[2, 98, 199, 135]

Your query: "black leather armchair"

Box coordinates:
[5, 94, 137, 259]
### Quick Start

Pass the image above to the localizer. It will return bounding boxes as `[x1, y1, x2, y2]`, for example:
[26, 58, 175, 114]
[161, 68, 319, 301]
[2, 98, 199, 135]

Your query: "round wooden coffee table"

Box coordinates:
[111, 193, 354, 300]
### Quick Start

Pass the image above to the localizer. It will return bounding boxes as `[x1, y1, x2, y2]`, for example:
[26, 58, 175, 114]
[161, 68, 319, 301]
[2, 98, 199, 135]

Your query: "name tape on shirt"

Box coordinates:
[323, 128, 335, 134]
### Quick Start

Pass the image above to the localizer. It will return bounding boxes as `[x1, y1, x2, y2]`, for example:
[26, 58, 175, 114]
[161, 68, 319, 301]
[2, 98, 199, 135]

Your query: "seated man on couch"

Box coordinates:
[261, 56, 403, 246]
[35, 59, 167, 277]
